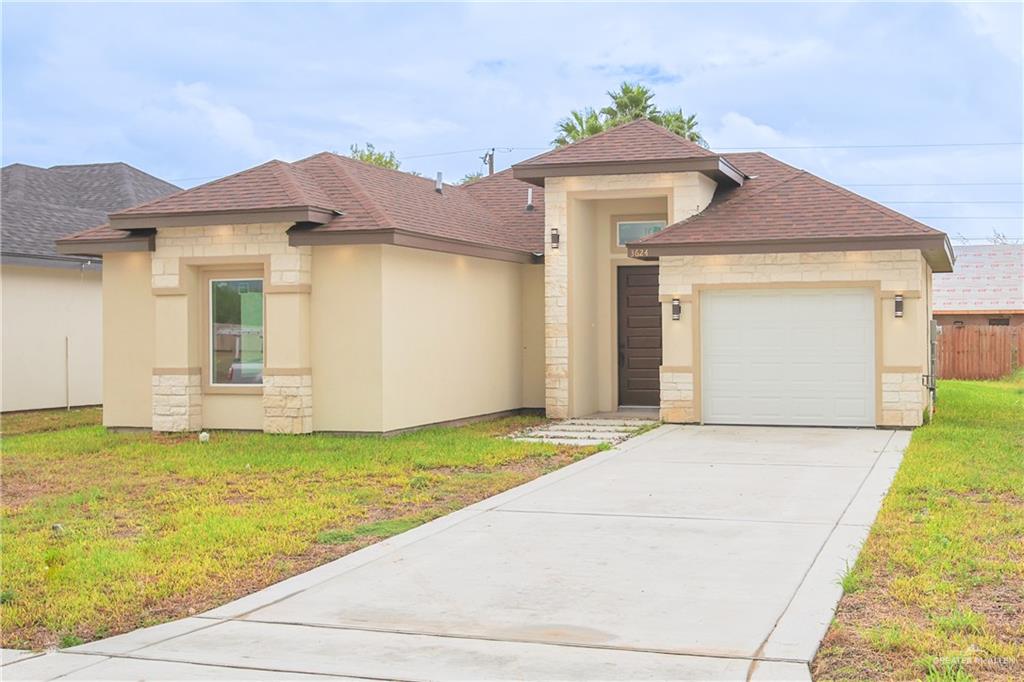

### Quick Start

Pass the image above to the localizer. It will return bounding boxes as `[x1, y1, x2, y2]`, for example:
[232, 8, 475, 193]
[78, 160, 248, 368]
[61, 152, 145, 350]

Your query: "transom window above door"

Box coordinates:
[617, 220, 667, 246]
[210, 278, 264, 385]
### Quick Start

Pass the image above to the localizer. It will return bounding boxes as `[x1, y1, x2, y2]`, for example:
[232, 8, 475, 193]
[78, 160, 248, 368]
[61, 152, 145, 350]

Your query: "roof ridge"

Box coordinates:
[112, 160, 290, 216]
[633, 168, 803, 244]
[316, 154, 396, 229]
[515, 119, 647, 165]
[269, 161, 319, 207]
[800, 172, 943, 236]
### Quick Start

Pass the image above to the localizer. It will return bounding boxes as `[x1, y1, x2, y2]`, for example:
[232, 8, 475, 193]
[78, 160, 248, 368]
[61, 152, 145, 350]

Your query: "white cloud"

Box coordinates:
[957, 2, 1023, 62]
[172, 83, 276, 159]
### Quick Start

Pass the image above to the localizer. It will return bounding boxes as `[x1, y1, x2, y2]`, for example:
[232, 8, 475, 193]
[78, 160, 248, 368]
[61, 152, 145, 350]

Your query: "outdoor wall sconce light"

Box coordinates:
[672, 298, 681, 320]
[894, 294, 904, 318]
[550, 227, 560, 249]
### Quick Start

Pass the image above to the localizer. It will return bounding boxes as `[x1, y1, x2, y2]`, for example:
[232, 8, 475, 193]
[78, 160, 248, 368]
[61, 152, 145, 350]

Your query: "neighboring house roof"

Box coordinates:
[56, 122, 951, 270]
[634, 152, 954, 271]
[932, 244, 1024, 313]
[2, 162, 179, 263]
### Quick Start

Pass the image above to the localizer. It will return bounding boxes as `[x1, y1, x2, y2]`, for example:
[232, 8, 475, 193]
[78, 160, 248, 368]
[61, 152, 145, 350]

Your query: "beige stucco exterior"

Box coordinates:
[1, 263, 103, 412]
[100, 226, 544, 434]
[657, 249, 933, 427]
[93, 169, 937, 433]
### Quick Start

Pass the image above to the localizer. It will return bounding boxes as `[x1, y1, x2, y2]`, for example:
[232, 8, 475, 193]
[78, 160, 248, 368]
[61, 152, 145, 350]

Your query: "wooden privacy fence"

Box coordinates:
[937, 326, 1024, 380]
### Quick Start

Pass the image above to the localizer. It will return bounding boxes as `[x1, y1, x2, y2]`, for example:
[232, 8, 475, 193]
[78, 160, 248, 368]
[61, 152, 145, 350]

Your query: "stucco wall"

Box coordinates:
[520, 264, 545, 408]
[659, 249, 932, 427]
[101, 253, 154, 427]
[380, 245, 525, 432]
[1, 264, 103, 412]
[310, 245, 384, 432]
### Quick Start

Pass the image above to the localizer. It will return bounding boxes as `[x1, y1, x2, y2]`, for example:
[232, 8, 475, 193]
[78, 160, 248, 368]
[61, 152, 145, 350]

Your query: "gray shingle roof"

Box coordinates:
[1, 162, 179, 261]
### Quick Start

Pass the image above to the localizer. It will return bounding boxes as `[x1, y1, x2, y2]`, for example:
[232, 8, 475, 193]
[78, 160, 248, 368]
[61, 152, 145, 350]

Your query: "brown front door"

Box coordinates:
[617, 266, 662, 406]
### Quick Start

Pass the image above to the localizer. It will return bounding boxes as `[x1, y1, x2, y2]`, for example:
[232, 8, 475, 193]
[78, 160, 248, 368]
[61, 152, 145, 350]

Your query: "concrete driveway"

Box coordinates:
[5, 425, 908, 681]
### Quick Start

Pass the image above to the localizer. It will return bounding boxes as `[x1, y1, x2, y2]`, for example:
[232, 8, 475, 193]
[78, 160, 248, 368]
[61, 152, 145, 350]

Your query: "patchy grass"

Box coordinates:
[0, 407, 102, 436]
[813, 375, 1024, 681]
[0, 415, 598, 649]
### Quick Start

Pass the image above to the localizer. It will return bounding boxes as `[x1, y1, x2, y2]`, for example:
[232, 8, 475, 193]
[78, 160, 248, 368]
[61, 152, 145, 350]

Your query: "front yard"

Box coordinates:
[814, 374, 1024, 681]
[0, 412, 595, 650]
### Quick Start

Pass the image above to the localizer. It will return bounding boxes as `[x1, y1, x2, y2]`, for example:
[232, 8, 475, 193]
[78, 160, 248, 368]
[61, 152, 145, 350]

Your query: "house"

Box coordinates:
[932, 243, 1023, 327]
[1, 162, 180, 412]
[57, 120, 952, 433]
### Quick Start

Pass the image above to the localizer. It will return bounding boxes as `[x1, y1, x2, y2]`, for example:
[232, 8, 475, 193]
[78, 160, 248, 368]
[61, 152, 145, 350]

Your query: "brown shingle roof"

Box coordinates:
[515, 119, 714, 167]
[114, 160, 334, 216]
[60, 154, 545, 256]
[291, 154, 536, 253]
[57, 123, 950, 269]
[639, 152, 945, 244]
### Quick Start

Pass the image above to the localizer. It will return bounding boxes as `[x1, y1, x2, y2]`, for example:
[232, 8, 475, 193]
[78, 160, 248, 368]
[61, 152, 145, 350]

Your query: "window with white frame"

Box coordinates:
[616, 220, 667, 247]
[210, 278, 264, 385]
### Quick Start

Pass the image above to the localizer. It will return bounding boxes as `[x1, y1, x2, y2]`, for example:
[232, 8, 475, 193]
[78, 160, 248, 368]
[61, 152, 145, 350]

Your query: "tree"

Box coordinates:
[348, 143, 402, 170]
[552, 107, 606, 146]
[552, 82, 706, 147]
[459, 172, 484, 185]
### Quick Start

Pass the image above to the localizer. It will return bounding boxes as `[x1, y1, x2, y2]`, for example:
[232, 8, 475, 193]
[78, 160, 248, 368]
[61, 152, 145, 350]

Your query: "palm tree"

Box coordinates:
[552, 108, 606, 146]
[600, 82, 659, 125]
[655, 108, 707, 148]
[552, 82, 707, 147]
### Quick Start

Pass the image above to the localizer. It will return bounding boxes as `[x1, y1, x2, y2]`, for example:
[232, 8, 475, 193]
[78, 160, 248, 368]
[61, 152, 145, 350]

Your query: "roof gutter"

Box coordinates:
[626, 233, 955, 273]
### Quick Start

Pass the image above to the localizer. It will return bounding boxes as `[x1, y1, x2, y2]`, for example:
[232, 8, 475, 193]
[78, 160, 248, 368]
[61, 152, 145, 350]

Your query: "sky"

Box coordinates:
[3, 1, 1022, 242]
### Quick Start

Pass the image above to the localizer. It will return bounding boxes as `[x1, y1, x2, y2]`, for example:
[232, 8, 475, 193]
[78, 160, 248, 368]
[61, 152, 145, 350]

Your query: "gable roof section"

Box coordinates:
[108, 160, 337, 228]
[632, 152, 954, 272]
[511, 119, 743, 187]
[60, 154, 546, 262]
[933, 244, 1023, 313]
[1, 162, 179, 262]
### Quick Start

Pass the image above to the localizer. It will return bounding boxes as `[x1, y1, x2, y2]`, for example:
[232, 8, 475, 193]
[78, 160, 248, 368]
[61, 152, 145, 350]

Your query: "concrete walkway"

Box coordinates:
[4, 425, 909, 681]
[509, 417, 657, 446]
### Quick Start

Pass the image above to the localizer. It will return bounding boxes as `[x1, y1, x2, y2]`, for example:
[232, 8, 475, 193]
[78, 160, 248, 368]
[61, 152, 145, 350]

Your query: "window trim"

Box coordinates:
[202, 270, 265, 394]
[610, 213, 668, 254]
[616, 219, 668, 248]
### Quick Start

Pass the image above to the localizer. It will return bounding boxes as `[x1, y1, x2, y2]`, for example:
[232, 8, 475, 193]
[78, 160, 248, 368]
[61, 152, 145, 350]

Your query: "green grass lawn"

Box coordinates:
[814, 373, 1024, 681]
[0, 413, 594, 650]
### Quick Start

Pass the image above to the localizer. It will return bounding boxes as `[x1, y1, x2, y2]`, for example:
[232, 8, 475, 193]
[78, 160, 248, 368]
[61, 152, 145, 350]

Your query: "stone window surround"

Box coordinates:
[150, 223, 313, 433]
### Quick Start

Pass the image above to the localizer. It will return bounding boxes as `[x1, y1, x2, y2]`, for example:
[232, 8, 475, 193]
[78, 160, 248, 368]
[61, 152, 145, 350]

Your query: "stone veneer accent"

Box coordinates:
[659, 368, 695, 423]
[882, 372, 925, 427]
[263, 374, 313, 434]
[659, 249, 930, 427]
[150, 223, 313, 433]
[151, 224, 311, 289]
[659, 250, 925, 297]
[544, 186, 569, 418]
[151, 372, 202, 432]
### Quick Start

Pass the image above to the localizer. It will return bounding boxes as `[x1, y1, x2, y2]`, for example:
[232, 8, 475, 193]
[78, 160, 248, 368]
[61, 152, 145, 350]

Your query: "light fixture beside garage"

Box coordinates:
[672, 297, 681, 320]
[550, 227, 560, 249]
[894, 294, 904, 318]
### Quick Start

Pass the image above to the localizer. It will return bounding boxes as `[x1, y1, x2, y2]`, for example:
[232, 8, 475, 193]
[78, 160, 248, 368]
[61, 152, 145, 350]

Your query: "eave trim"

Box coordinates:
[55, 231, 155, 256]
[288, 226, 541, 264]
[108, 206, 334, 230]
[626, 234, 955, 272]
[511, 156, 744, 187]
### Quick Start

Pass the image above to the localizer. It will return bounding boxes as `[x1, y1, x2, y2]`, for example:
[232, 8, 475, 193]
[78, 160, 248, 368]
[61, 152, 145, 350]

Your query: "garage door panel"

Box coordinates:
[701, 289, 875, 427]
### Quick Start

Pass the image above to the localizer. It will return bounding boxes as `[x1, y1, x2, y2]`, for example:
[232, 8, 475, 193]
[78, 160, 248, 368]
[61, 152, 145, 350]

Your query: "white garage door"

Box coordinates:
[701, 288, 875, 427]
